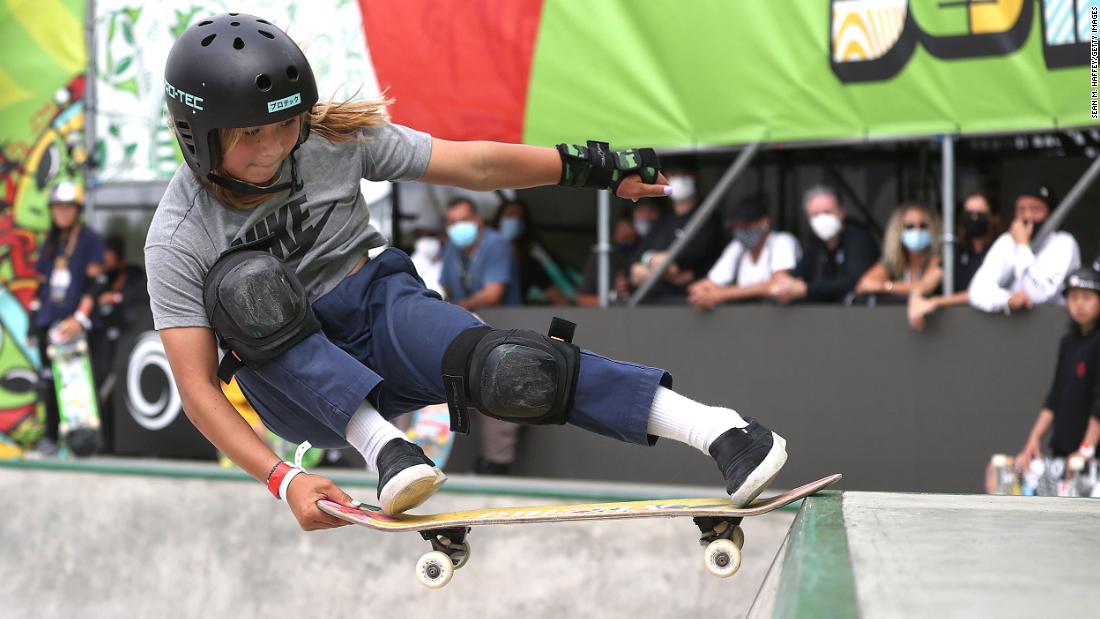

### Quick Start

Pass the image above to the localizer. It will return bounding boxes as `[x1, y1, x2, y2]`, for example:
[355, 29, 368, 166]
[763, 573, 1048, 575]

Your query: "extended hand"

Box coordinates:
[615, 172, 670, 201]
[1007, 291, 1033, 311]
[285, 473, 355, 531]
[1013, 440, 1042, 474]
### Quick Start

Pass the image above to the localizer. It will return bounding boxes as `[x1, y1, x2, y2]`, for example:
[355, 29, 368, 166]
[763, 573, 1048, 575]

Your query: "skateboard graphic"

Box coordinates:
[406, 403, 453, 469]
[47, 333, 100, 456]
[318, 473, 841, 588]
[986, 453, 1100, 497]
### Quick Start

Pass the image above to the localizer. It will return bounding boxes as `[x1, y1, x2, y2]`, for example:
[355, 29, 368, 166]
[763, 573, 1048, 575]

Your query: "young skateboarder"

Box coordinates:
[148, 14, 787, 530]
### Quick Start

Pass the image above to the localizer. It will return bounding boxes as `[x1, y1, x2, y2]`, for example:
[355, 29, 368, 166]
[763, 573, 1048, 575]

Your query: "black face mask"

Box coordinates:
[962, 213, 990, 239]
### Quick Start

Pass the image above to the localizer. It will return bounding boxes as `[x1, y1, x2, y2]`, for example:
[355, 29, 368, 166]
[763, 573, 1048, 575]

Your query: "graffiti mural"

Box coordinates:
[0, 0, 88, 455]
[831, 0, 1100, 82]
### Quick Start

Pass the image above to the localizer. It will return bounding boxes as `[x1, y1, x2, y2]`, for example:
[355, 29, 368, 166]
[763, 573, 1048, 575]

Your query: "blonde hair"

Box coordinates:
[881, 202, 941, 279]
[205, 97, 391, 209]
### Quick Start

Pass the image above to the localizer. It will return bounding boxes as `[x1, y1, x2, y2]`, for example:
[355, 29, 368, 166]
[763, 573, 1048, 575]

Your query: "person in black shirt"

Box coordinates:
[576, 215, 639, 306]
[1015, 267, 1100, 470]
[908, 190, 1003, 330]
[768, 185, 878, 304]
[629, 171, 725, 302]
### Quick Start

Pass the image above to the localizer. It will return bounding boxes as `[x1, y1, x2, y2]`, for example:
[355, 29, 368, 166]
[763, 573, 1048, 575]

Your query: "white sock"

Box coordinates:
[645, 386, 748, 454]
[344, 400, 408, 472]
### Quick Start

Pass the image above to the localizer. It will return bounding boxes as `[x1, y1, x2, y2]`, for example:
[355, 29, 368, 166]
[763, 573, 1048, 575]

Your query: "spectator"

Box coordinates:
[908, 190, 1003, 330]
[439, 196, 521, 474]
[968, 179, 1080, 314]
[1014, 266, 1100, 473]
[576, 215, 639, 306]
[854, 202, 941, 303]
[630, 197, 662, 243]
[89, 235, 148, 384]
[492, 199, 577, 305]
[30, 181, 104, 455]
[768, 185, 878, 304]
[409, 227, 446, 299]
[629, 170, 725, 301]
[687, 197, 800, 310]
[440, 197, 521, 309]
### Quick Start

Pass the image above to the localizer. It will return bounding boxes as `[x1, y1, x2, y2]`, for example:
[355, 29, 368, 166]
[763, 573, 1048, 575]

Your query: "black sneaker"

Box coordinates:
[708, 418, 788, 507]
[376, 439, 447, 515]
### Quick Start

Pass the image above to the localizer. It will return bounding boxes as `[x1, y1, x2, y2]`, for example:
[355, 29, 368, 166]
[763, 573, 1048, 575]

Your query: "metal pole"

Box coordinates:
[390, 182, 401, 247]
[628, 142, 760, 307]
[942, 135, 956, 295]
[84, 0, 97, 221]
[1033, 155, 1100, 248]
[597, 189, 611, 307]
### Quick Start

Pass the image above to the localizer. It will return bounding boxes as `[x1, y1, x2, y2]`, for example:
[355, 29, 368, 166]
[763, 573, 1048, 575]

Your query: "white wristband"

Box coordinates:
[1080, 445, 1095, 459]
[279, 467, 304, 501]
[73, 312, 91, 330]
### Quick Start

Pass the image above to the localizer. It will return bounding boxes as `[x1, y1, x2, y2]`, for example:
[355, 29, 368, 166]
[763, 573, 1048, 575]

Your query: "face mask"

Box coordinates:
[901, 229, 932, 252]
[414, 236, 441, 259]
[668, 176, 696, 201]
[734, 224, 768, 250]
[962, 213, 990, 238]
[447, 221, 479, 249]
[809, 213, 842, 241]
[499, 216, 525, 241]
[633, 219, 653, 238]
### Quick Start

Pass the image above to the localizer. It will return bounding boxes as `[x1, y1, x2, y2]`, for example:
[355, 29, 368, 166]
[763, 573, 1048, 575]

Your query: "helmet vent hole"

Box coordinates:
[198, 20, 212, 27]
[187, 144, 196, 155]
[230, 21, 240, 27]
[258, 29, 275, 39]
[286, 66, 299, 81]
[233, 37, 245, 50]
[229, 12, 239, 16]
[201, 34, 216, 47]
[255, 74, 272, 91]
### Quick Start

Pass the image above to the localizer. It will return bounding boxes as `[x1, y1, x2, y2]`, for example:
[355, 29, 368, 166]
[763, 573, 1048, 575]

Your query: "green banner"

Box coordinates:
[525, 0, 1099, 148]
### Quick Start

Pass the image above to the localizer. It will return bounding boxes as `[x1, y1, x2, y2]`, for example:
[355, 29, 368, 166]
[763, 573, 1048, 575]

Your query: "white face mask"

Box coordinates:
[668, 175, 696, 201]
[809, 213, 843, 241]
[413, 236, 442, 259]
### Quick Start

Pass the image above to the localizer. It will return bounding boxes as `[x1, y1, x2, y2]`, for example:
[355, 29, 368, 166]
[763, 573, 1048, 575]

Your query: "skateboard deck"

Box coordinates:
[406, 403, 453, 468]
[319, 473, 841, 588]
[47, 333, 100, 456]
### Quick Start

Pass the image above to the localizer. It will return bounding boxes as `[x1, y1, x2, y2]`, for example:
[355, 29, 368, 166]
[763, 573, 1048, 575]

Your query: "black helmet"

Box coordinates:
[1064, 266, 1100, 296]
[164, 13, 318, 183]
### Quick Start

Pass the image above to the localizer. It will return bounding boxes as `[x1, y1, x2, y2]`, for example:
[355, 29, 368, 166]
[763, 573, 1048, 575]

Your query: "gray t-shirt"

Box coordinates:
[145, 122, 431, 330]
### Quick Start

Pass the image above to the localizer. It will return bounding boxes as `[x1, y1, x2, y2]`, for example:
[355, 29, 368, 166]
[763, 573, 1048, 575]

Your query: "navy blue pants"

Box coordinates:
[236, 249, 670, 449]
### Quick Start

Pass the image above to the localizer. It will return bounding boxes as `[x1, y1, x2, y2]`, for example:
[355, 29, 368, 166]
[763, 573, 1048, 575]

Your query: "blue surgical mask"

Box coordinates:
[447, 221, 479, 249]
[499, 216, 525, 241]
[901, 229, 932, 252]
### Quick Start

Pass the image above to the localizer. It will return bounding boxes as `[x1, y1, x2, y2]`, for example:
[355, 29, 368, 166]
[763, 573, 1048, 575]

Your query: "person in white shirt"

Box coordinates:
[968, 180, 1080, 314]
[688, 197, 800, 310]
[409, 228, 446, 299]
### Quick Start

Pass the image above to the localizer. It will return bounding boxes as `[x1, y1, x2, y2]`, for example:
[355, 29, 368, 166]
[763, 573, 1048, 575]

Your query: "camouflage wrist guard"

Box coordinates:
[556, 140, 660, 192]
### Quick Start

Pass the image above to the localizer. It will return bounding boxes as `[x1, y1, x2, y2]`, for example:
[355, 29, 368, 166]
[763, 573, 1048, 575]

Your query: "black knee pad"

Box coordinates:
[442, 318, 580, 434]
[203, 243, 320, 383]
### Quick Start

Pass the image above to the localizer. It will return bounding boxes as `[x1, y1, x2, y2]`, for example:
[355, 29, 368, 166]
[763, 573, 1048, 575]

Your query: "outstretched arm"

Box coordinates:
[421, 138, 669, 200]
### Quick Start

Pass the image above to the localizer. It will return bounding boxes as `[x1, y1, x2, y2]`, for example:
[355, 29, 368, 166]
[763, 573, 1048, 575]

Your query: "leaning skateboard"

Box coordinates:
[47, 332, 101, 456]
[318, 473, 841, 588]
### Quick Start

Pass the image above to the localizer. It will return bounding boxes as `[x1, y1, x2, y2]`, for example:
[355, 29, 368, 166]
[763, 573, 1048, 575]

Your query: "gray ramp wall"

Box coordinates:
[467, 305, 1066, 494]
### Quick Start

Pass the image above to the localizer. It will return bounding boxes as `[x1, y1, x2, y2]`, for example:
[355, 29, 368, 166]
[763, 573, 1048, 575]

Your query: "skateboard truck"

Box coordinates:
[416, 527, 472, 588]
[693, 517, 745, 578]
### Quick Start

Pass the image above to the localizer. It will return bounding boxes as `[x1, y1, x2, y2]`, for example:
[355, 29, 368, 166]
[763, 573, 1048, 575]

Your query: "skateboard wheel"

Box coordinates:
[704, 539, 741, 578]
[416, 551, 454, 589]
[732, 526, 745, 550]
[451, 541, 471, 570]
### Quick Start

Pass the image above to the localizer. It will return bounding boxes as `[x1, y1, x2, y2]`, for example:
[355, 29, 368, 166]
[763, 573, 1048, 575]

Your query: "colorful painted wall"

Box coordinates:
[0, 0, 88, 453]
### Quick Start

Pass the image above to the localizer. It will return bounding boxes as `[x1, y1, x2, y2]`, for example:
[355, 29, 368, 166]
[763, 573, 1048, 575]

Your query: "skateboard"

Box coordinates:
[46, 332, 100, 456]
[985, 453, 1100, 497]
[318, 473, 841, 589]
[406, 403, 453, 469]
